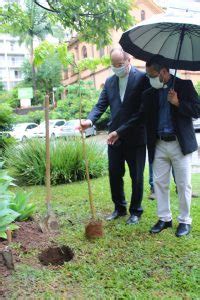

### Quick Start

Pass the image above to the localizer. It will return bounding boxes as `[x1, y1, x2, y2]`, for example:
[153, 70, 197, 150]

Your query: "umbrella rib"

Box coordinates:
[188, 31, 194, 63]
[138, 25, 176, 51]
[132, 23, 175, 44]
[157, 26, 179, 55]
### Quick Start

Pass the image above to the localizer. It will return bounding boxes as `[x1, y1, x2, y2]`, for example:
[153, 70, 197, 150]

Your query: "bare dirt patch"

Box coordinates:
[39, 245, 74, 266]
[0, 220, 58, 298]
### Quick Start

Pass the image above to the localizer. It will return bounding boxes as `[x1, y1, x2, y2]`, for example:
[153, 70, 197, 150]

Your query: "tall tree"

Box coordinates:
[0, 0, 57, 98]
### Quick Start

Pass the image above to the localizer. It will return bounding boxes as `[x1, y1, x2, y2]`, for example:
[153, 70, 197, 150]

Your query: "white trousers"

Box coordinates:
[153, 139, 192, 224]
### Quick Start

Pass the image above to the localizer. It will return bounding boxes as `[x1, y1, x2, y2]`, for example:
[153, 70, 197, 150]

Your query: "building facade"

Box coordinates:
[62, 0, 200, 90]
[0, 34, 28, 90]
[0, 0, 28, 90]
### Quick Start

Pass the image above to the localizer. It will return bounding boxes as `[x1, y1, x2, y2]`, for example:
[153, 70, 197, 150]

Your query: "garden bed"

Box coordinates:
[0, 220, 57, 297]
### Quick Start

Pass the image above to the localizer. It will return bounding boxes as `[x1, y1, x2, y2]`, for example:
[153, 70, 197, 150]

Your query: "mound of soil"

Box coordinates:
[85, 220, 103, 238]
[0, 220, 57, 297]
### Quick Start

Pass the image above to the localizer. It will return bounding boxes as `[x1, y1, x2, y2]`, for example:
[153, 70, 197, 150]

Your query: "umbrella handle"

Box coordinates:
[172, 24, 186, 89]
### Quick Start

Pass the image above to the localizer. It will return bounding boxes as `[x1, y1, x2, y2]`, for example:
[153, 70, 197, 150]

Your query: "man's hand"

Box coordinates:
[76, 119, 92, 131]
[168, 89, 179, 107]
[107, 131, 119, 145]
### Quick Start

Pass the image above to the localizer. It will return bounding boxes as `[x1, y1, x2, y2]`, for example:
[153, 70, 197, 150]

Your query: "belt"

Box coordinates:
[157, 134, 176, 142]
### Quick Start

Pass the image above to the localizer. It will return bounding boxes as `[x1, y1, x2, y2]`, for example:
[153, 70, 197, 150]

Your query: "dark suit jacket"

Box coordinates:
[117, 76, 200, 162]
[88, 67, 148, 146]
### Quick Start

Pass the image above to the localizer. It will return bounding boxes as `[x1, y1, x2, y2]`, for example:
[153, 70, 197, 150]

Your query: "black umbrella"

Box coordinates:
[120, 11, 200, 74]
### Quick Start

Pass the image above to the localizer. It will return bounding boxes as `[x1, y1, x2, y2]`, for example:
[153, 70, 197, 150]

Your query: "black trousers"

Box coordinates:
[108, 142, 146, 216]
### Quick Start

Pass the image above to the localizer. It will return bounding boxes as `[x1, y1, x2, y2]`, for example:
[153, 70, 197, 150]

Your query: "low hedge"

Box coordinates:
[5, 138, 107, 186]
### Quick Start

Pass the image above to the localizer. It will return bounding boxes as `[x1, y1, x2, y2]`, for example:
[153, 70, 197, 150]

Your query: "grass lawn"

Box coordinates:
[5, 168, 200, 299]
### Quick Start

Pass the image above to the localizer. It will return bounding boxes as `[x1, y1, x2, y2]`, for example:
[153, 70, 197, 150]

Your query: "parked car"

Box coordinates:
[0, 131, 11, 139]
[31, 119, 66, 138]
[9, 123, 38, 141]
[193, 118, 200, 132]
[59, 119, 97, 138]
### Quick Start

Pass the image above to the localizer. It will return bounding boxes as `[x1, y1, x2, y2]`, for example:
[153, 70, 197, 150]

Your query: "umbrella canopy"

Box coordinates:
[119, 11, 200, 71]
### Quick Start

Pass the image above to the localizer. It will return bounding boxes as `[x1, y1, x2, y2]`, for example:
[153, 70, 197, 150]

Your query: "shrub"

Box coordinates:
[0, 134, 16, 154]
[9, 191, 36, 221]
[5, 138, 108, 186]
[0, 162, 19, 239]
[0, 103, 13, 130]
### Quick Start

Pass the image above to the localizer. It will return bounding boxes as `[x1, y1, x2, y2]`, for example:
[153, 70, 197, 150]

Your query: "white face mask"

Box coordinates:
[111, 65, 128, 78]
[149, 76, 164, 89]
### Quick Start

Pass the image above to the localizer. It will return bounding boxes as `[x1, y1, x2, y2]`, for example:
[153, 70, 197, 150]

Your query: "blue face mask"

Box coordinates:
[111, 65, 128, 78]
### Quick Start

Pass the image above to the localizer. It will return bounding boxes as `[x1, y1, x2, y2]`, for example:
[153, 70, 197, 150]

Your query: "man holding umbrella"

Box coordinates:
[108, 54, 200, 237]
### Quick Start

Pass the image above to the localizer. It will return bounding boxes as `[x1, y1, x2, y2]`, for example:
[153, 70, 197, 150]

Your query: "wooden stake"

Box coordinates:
[45, 94, 51, 209]
[6, 229, 12, 244]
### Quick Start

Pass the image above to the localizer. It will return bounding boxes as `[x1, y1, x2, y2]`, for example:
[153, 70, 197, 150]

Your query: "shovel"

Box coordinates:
[39, 94, 59, 233]
[77, 76, 103, 238]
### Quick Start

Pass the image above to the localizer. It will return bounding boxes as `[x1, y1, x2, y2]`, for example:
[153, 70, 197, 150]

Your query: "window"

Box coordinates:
[141, 10, 146, 21]
[11, 57, 15, 65]
[10, 55, 24, 66]
[10, 41, 15, 51]
[0, 55, 5, 64]
[99, 48, 105, 58]
[27, 124, 37, 130]
[82, 46, 87, 58]
[14, 70, 18, 78]
[55, 121, 65, 127]
[14, 70, 21, 79]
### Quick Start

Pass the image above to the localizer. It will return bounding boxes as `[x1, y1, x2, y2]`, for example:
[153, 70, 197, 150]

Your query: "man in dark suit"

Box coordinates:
[108, 54, 200, 236]
[80, 48, 148, 224]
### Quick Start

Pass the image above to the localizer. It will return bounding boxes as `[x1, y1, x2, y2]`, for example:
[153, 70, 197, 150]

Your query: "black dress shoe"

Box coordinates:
[192, 193, 199, 198]
[106, 210, 127, 221]
[150, 220, 172, 234]
[176, 223, 191, 237]
[126, 215, 140, 225]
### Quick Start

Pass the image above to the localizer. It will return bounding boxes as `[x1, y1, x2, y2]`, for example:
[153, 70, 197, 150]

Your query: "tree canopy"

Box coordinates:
[31, 0, 134, 47]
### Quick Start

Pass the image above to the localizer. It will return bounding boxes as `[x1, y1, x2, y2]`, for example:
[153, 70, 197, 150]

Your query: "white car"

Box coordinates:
[59, 119, 97, 138]
[32, 119, 66, 138]
[9, 123, 38, 141]
[193, 118, 200, 132]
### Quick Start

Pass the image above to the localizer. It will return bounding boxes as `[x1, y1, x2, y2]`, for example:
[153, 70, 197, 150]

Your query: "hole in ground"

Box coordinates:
[38, 246, 74, 266]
